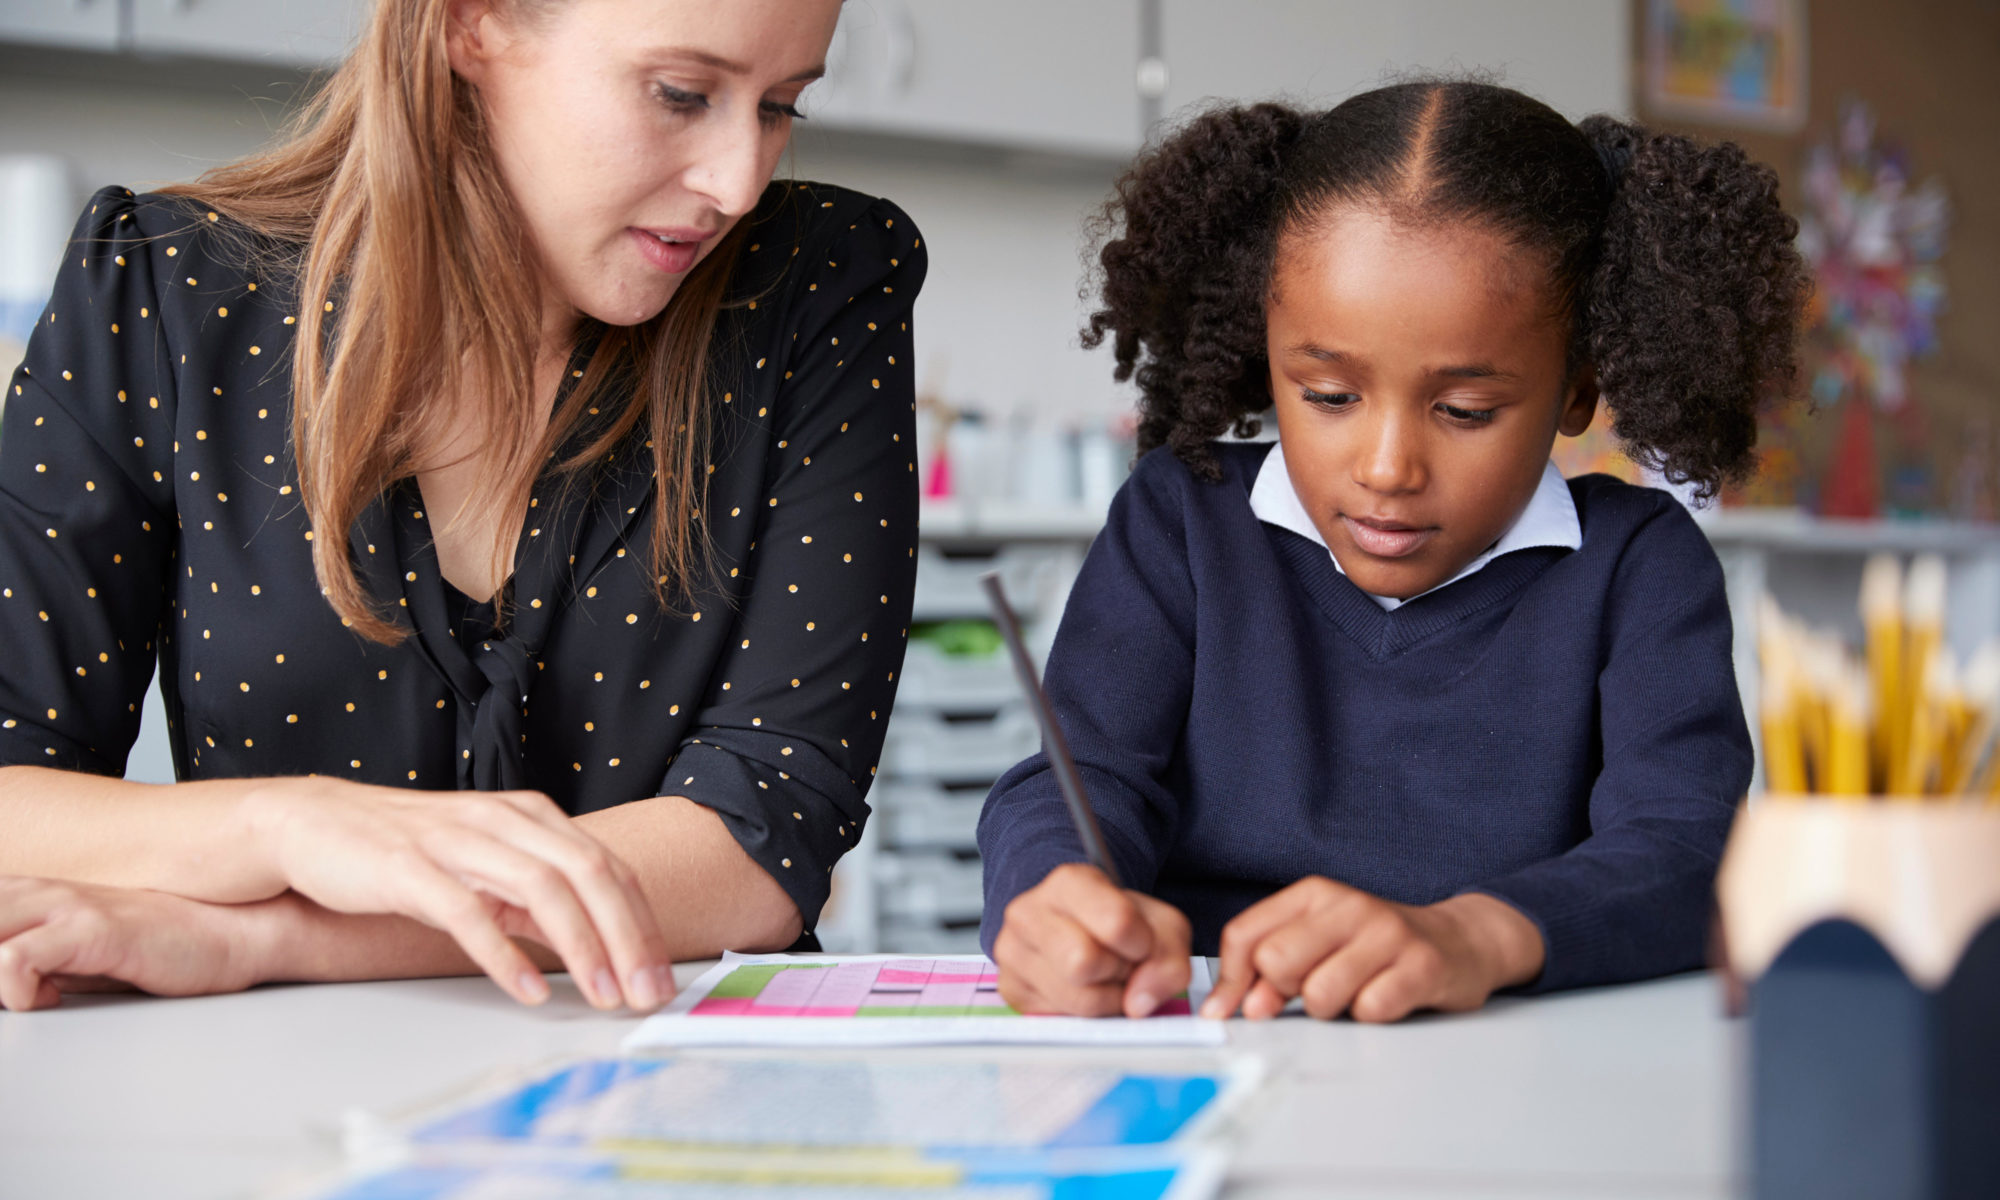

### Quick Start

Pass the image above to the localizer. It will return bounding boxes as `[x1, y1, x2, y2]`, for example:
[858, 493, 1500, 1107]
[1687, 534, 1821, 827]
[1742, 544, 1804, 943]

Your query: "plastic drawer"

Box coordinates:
[879, 706, 1040, 780]
[877, 851, 986, 924]
[878, 919, 986, 955]
[896, 638, 1023, 711]
[875, 779, 991, 850]
[912, 545, 1065, 621]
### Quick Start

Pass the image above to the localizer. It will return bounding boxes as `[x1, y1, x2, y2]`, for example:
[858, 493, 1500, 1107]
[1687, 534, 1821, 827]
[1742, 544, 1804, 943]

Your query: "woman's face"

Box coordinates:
[449, 0, 841, 332]
[1265, 207, 1598, 600]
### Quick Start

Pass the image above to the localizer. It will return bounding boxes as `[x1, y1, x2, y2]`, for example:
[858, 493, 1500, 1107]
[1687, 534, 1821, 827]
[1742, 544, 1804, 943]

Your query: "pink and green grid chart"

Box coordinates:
[689, 958, 1193, 1018]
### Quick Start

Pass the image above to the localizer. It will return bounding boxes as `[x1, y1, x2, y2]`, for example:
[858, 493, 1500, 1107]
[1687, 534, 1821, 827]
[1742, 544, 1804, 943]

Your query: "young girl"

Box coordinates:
[979, 81, 1807, 1023]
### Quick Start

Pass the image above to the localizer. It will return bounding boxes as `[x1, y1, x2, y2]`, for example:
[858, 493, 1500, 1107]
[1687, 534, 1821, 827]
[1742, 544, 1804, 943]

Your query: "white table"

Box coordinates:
[0, 966, 1743, 1200]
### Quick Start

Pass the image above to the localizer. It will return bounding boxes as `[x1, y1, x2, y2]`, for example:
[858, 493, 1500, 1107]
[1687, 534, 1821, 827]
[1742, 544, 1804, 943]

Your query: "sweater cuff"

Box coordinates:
[1464, 876, 1611, 995]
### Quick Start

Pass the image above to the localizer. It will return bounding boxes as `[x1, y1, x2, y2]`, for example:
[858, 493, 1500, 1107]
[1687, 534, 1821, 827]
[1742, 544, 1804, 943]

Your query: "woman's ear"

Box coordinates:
[444, 0, 505, 85]
[1557, 364, 1601, 438]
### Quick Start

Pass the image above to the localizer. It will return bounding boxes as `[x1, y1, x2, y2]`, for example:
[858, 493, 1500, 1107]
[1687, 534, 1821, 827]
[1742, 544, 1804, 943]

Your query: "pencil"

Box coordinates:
[1860, 554, 1904, 794]
[981, 571, 1124, 888]
[1892, 556, 1948, 795]
[1825, 658, 1872, 799]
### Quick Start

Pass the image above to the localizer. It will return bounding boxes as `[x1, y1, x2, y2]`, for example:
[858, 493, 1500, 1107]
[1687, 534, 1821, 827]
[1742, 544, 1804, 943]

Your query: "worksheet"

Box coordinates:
[624, 954, 1223, 1049]
[314, 1151, 1224, 1200]
[402, 1056, 1255, 1156]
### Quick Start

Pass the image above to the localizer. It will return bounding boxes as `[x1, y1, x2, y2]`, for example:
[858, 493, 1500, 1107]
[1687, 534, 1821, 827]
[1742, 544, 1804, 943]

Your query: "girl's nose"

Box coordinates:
[1352, 409, 1427, 496]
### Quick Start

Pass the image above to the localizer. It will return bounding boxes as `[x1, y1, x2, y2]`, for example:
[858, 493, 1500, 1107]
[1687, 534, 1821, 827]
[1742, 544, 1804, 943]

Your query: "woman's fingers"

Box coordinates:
[418, 829, 623, 1009]
[397, 858, 550, 1006]
[440, 798, 673, 1010]
[0, 921, 61, 1011]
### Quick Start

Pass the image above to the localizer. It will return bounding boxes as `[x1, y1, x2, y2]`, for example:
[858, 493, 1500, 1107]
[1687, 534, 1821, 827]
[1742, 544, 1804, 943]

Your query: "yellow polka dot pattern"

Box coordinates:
[0, 182, 922, 925]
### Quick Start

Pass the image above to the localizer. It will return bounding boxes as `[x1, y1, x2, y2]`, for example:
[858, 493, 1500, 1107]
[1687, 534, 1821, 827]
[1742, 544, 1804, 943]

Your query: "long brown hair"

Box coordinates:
[161, 0, 743, 643]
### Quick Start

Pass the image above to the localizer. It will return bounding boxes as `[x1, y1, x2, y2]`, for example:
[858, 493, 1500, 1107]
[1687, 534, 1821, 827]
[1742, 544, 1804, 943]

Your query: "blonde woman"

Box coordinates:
[0, 0, 923, 1012]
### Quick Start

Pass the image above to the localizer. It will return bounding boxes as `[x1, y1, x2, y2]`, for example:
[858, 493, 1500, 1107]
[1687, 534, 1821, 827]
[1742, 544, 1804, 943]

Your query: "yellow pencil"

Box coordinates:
[1859, 554, 1905, 794]
[1825, 657, 1872, 799]
[1893, 556, 1948, 795]
[1950, 643, 2000, 797]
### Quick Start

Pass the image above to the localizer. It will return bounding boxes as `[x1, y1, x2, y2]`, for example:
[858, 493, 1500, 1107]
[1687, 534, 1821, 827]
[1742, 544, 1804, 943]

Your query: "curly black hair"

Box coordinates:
[1083, 81, 1810, 500]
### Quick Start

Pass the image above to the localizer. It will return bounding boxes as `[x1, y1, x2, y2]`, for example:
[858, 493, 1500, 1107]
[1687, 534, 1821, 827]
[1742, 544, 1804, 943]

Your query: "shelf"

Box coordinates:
[918, 499, 1105, 542]
[1697, 509, 2000, 556]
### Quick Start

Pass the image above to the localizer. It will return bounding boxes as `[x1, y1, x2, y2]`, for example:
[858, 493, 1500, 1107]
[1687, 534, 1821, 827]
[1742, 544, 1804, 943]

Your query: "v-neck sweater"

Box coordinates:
[0, 181, 926, 930]
[977, 441, 1752, 991]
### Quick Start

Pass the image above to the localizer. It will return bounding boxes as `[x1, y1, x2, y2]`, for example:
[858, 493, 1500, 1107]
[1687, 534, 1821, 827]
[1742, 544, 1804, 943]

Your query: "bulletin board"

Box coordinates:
[1625, 0, 2000, 521]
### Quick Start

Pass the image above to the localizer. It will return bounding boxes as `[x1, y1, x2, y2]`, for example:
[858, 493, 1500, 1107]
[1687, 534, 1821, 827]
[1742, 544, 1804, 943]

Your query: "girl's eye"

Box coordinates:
[1437, 402, 1496, 425]
[1301, 388, 1359, 410]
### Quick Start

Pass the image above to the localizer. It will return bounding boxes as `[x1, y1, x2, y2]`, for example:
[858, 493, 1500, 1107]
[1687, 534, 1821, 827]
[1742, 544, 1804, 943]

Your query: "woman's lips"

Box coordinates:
[628, 227, 706, 275]
[1341, 514, 1436, 558]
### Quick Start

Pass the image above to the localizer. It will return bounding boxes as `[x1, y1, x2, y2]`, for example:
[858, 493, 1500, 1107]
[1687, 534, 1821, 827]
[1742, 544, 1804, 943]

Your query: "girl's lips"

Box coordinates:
[628, 227, 703, 275]
[1341, 514, 1436, 558]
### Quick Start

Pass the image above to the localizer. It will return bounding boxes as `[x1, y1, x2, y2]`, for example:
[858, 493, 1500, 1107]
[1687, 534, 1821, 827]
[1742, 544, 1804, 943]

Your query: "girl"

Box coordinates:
[0, 0, 924, 1012]
[979, 81, 1807, 1023]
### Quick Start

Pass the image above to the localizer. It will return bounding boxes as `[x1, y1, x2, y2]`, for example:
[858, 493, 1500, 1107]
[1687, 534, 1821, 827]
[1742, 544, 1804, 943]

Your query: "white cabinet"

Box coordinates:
[0, 0, 122, 51]
[129, 0, 365, 67]
[810, 0, 1143, 157]
[1159, 0, 1631, 123]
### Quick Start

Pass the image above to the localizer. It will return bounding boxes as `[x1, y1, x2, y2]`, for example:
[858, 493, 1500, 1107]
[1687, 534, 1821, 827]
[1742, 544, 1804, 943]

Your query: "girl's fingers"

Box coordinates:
[1123, 899, 1192, 1018]
[1298, 921, 1407, 1021]
[1047, 866, 1155, 964]
[1206, 889, 1313, 1018]
[425, 829, 622, 1009]
[1242, 977, 1291, 1020]
[1246, 907, 1365, 999]
[1350, 944, 1455, 1023]
[399, 859, 550, 1006]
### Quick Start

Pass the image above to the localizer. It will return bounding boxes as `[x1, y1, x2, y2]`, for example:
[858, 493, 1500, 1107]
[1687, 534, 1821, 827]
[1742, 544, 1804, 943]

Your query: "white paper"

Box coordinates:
[624, 954, 1224, 1050]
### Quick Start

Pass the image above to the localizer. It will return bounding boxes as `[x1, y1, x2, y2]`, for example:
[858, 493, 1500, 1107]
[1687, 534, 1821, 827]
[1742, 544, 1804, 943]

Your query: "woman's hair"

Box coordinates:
[159, 0, 744, 643]
[1084, 80, 1810, 500]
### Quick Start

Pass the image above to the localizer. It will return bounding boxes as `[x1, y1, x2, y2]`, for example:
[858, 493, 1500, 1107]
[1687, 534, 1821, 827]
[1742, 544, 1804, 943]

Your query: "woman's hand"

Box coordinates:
[1200, 877, 1545, 1023]
[240, 778, 674, 1011]
[991, 863, 1192, 1018]
[0, 877, 270, 1011]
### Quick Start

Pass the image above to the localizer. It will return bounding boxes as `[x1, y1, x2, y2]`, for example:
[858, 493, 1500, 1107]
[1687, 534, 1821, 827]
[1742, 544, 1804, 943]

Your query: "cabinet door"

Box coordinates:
[0, 0, 121, 51]
[129, 0, 367, 67]
[1161, 0, 1629, 123]
[810, 0, 1141, 157]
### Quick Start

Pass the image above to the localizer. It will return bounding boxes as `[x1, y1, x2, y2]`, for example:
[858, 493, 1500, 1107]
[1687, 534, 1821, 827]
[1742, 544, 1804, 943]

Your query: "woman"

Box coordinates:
[0, 0, 923, 1012]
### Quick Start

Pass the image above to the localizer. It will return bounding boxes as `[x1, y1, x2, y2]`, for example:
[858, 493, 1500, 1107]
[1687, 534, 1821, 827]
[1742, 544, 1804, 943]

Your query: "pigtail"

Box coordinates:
[1578, 115, 1810, 501]
[1084, 103, 1307, 478]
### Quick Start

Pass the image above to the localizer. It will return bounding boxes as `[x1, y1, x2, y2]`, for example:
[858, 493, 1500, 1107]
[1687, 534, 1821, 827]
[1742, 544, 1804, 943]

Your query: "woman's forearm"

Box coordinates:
[0, 766, 283, 902]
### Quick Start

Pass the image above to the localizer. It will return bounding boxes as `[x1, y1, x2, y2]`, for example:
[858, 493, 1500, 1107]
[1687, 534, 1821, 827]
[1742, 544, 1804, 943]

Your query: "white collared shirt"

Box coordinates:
[1248, 441, 1582, 611]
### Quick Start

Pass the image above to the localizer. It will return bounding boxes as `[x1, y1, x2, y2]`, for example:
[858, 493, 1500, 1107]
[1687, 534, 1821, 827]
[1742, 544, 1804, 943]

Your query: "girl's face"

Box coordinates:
[1265, 207, 1598, 600]
[448, 0, 841, 334]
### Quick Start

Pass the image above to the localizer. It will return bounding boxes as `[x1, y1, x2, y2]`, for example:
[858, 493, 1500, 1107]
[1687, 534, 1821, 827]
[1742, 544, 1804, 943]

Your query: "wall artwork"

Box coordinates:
[1644, 0, 1808, 133]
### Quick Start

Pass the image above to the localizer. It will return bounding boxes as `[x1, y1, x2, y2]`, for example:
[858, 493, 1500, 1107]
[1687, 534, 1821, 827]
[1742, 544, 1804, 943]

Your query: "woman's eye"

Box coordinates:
[1301, 388, 1359, 410]
[758, 100, 806, 126]
[1438, 402, 1496, 425]
[653, 83, 708, 113]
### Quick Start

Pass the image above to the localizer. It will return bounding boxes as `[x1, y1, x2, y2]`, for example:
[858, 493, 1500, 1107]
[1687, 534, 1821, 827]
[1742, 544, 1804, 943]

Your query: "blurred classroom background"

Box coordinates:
[1, 1, 1995, 952]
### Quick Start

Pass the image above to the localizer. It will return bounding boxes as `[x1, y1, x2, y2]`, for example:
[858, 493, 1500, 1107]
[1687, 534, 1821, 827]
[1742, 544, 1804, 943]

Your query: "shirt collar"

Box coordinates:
[1248, 440, 1581, 611]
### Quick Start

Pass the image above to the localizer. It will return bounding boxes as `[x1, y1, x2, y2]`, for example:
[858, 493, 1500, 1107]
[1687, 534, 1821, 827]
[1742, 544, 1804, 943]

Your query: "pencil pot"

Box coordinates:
[1716, 800, 2000, 1200]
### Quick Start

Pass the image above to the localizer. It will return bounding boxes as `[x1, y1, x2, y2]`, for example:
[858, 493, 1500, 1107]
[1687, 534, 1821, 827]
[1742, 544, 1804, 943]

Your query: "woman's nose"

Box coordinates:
[682, 111, 776, 219]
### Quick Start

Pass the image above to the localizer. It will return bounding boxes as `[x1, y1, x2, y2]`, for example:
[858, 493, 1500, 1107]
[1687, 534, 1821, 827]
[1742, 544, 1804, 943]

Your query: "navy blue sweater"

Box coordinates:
[977, 443, 1751, 992]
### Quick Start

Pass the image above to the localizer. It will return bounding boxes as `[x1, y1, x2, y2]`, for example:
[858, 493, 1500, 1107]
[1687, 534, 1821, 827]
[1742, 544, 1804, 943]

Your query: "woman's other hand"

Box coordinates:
[0, 877, 269, 1011]
[241, 779, 674, 1010]
[991, 862, 1192, 1018]
[1201, 877, 1545, 1022]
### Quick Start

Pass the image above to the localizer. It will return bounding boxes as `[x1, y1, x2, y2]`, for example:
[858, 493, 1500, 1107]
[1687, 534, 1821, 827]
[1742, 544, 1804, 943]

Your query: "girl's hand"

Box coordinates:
[1201, 877, 1545, 1023]
[240, 778, 674, 1011]
[992, 863, 1191, 1018]
[0, 877, 268, 1011]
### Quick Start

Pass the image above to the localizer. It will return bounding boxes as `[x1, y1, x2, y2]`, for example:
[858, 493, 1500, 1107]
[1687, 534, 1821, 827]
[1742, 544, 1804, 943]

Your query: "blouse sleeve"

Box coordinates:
[0, 188, 180, 775]
[665, 194, 927, 928]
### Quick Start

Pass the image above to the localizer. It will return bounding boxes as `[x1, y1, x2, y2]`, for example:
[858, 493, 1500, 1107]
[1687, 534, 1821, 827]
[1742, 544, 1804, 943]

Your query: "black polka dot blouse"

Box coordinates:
[0, 180, 926, 929]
